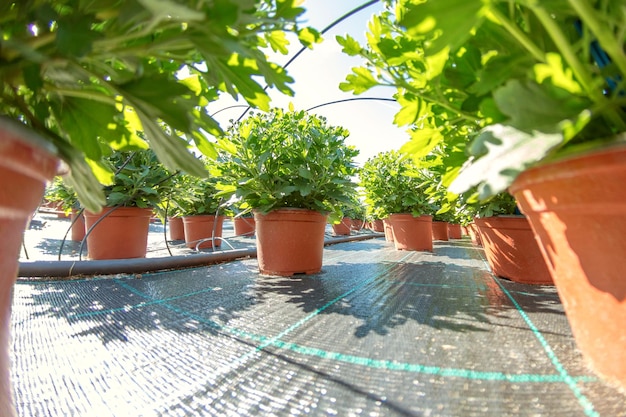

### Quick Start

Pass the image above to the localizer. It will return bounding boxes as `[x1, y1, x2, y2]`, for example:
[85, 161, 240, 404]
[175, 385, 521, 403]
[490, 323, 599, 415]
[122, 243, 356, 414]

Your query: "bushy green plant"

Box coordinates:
[217, 108, 360, 215]
[359, 150, 436, 218]
[44, 176, 79, 214]
[339, 0, 626, 199]
[168, 169, 223, 217]
[103, 149, 175, 209]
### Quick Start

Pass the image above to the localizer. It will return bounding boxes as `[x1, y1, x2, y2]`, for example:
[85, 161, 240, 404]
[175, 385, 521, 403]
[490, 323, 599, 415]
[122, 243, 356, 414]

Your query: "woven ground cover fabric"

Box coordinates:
[11, 239, 626, 416]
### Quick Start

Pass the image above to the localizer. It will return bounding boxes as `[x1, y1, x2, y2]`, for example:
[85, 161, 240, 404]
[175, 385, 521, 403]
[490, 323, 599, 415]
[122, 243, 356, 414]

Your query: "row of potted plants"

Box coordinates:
[337, 0, 626, 390]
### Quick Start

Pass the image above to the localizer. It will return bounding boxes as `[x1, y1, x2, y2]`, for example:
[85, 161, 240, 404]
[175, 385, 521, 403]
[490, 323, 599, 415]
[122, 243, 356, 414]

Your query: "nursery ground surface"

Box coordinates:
[11, 214, 626, 416]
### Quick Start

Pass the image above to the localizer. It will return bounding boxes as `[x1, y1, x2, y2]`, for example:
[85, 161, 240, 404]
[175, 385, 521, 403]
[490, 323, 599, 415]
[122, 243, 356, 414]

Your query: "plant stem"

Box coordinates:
[568, 0, 626, 76]
[489, 7, 546, 63]
[530, 4, 626, 130]
[48, 88, 117, 105]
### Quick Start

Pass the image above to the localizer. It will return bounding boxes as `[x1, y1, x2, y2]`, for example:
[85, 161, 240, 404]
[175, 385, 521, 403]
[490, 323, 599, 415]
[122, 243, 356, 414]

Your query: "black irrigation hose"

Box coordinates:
[18, 233, 383, 278]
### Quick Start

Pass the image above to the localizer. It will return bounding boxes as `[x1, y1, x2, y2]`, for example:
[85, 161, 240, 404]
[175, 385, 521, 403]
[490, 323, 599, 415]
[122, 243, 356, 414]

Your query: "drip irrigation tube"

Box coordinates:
[17, 233, 383, 279]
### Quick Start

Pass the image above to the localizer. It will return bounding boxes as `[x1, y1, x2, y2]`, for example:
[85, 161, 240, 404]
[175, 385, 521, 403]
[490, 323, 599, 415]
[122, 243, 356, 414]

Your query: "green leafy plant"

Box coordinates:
[102, 149, 175, 210]
[168, 160, 223, 216]
[44, 176, 79, 214]
[0, 0, 320, 211]
[459, 190, 519, 220]
[217, 108, 360, 215]
[338, 0, 626, 199]
[359, 150, 436, 218]
[340, 194, 367, 221]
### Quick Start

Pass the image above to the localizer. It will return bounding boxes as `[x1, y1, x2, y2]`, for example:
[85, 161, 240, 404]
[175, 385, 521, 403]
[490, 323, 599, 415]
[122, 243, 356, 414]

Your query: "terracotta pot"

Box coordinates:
[475, 216, 553, 285]
[351, 218, 365, 231]
[510, 145, 626, 389]
[70, 209, 86, 242]
[233, 216, 255, 236]
[461, 225, 470, 236]
[448, 223, 462, 239]
[85, 207, 153, 259]
[468, 222, 482, 246]
[431, 221, 449, 241]
[331, 217, 352, 236]
[254, 208, 327, 276]
[387, 214, 433, 251]
[382, 218, 394, 242]
[182, 215, 226, 249]
[0, 121, 60, 416]
[371, 219, 384, 232]
[168, 216, 185, 240]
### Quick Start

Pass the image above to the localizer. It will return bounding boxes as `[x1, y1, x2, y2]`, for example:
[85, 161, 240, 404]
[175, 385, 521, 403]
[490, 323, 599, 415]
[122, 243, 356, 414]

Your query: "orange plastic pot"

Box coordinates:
[233, 216, 255, 236]
[510, 145, 626, 389]
[448, 223, 462, 239]
[387, 214, 433, 251]
[475, 216, 553, 285]
[0, 121, 60, 415]
[331, 217, 352, 236]
[85, 207, 153, 259]
[167, 217, 184, 240]
[70, 209, 86, 242]
[351, 218, 365, 231]
[254, 208, 327, 276]
[182, 215, 226, 249]
[382, 218, 394, 242]
[431, 221, 449, 241]
[370, 219, 384, 232]
[468, 223, 482, 246]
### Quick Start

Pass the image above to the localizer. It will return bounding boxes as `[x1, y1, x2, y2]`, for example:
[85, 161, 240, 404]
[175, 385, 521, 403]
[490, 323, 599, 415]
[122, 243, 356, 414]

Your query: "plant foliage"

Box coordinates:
[0, 0, 320, 211]
[103, 149, 175, 209]
[339, 0, 626, 199]
[217, 108, 359, 215]
[359, 150, 435, 218]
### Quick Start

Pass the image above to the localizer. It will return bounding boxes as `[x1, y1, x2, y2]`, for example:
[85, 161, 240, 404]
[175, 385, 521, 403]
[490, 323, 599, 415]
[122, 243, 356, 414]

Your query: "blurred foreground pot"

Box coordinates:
[0, 122, 59, 416]
[510, 145, 626, 389]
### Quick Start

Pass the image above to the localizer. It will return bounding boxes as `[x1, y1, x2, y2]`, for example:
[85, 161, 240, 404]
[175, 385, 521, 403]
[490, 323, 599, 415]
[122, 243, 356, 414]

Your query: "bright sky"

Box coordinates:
[207, 0, 410, 167]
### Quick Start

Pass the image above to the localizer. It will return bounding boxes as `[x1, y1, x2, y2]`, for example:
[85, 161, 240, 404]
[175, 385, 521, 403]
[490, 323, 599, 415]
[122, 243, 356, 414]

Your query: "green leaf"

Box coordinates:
[136, 111, 207, 178]
[121, 75, 193, 131]
[215, 56, 271, 110]
[401, 128, 443, 159]
[336, 34, 362, 56]
[393, 93, 422, 126]
[55, 97, 118, 160]
[448, 124, 563, 198]
[399, 0, 485, 54]
[192, 132, 218, 159]
[533, 53, 582, 94]
[494, 80, 590, 133]
[56, 17, 100, 57]
[340, 67, 378, 94]
[266, 31, 289, 54]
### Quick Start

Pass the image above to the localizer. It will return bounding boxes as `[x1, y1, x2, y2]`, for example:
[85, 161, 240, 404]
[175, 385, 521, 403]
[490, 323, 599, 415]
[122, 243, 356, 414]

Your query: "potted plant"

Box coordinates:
[83, 149, 175, 259]
[171, 168, 226, 250]
[217, 108, 359, 276]
[468, 192, 553, 285]
[330, 195, 365, 236]
[229, 200, 256, 237]
[0, 2, 316, 412]
[346, 197, 367, 232]
[44, 177, 85, 241]
[359, 150, 436, 251]
[339, 0, 626, 388]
